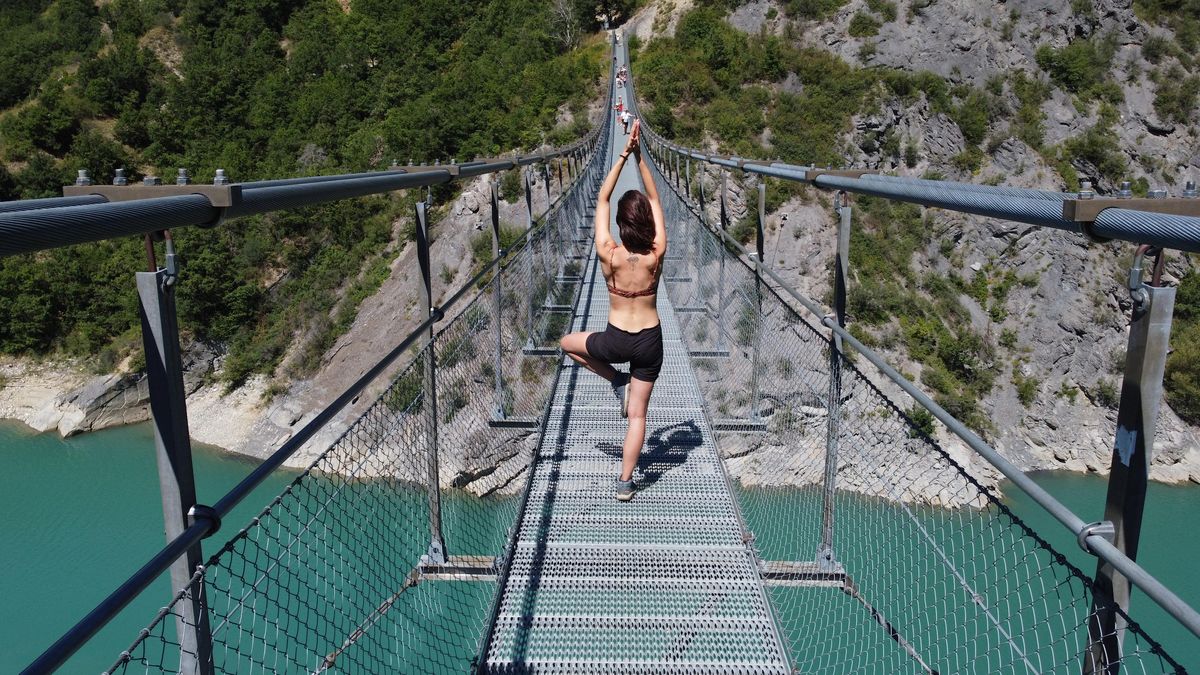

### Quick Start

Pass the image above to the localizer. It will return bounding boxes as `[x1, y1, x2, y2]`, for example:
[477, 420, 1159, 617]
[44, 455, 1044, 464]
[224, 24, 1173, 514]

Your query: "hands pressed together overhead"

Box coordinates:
[623, 120, 641, 157]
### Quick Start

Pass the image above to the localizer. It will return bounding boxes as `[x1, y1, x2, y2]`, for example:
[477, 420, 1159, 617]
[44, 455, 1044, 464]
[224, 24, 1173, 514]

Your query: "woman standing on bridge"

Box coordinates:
[560, 120, 666, 502]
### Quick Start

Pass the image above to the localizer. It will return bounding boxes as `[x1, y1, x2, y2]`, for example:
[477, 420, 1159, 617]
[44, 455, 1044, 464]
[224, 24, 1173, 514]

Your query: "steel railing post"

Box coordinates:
[693, 164, 710, 316]
[818, 194, 851, 571]
[716, 170, 729, 353]
[136, 235, 214, 675]
[524, 169, 536, 350]
[682, 182, 691, 269]
[1084, 253, 1176, 672]
[750, 179, 765, 419]
[415, 201, 447, 565]
[676, 151, 696, 284]
[685, 157, 692, 200]
[490, 181, 506, 420]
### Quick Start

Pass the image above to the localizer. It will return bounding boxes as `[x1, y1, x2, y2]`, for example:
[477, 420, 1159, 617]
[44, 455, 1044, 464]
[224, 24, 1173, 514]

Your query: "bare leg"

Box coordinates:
[560, 332, 620, 383]
[620, 377, 654, 481]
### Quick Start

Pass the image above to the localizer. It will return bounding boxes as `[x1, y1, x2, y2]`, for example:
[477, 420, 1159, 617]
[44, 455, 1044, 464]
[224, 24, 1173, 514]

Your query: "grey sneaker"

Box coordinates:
[612, 373, 630, 418]
[616, 479, 635, 502]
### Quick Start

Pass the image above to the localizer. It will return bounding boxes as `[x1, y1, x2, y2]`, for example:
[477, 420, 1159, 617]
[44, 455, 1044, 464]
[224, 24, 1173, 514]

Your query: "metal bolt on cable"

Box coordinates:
[176, 168, 191, 185]
[113, 168, 128, 186]
[1149, 188, 1167, 199]
[75, 169, 92, 186]
[212, 169, 230, 185]
[1078, 181, 1094, 199]
[1185, 181, 1198, 198]
[1128, 245, 1153, 310]
[143, 176, 162, 186]
[1117, 180, 1133, 199]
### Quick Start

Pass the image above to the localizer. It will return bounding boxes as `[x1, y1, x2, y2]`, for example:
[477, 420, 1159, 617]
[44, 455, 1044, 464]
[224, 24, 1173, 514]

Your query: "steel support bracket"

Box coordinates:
[188, 504, 222, 539]
[401, 164, 460, 177]
[66, 184, 239, 229]
[1062, 198, 1200, 223]
[1078, 520, 1116, 554]
[807, 169, 878, 182]
[737, 159, 773, 170]
[64, 183, 241, 206]
[815, 544, 839, 573]
[423, 538, 447, 566]
[452, 157, 518, 172]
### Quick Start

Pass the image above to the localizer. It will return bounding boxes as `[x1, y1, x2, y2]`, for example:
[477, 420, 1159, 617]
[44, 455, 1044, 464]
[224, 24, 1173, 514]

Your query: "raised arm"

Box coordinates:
[629, 122, 667, 255]
[595, 128, 641, 254]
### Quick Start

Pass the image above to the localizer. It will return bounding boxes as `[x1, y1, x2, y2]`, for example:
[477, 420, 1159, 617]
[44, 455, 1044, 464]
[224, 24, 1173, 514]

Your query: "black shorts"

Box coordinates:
[585, 323, 664, 382]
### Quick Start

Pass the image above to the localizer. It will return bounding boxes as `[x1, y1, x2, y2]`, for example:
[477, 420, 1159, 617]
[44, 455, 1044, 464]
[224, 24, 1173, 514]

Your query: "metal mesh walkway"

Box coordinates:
[479, 212, 790, 671]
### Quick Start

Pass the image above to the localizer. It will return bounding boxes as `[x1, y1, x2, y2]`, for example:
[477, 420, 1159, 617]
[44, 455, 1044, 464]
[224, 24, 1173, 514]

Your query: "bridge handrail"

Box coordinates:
[644, 140, 1200, 254]
[19, 87, 612, 675]
[0, 134, 601, 259]
[628, 86, 1200, 642]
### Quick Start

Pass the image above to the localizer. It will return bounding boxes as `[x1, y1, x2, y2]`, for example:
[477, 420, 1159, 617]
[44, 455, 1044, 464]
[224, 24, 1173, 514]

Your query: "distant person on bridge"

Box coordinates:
[560, 120, 665, 502]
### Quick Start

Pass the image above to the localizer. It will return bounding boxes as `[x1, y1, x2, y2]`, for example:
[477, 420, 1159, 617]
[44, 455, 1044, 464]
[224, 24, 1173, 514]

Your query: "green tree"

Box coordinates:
[1034, 35, 1118, 97]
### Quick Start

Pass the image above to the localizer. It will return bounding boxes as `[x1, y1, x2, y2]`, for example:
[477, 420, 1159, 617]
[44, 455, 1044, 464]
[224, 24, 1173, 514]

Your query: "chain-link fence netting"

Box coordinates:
[102, 126, 608, 675]
[648, 150, 1187, 674]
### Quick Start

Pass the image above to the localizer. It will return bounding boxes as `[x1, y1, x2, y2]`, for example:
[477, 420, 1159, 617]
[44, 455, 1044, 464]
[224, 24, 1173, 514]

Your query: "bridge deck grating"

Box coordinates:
[481, 133, 790, 672]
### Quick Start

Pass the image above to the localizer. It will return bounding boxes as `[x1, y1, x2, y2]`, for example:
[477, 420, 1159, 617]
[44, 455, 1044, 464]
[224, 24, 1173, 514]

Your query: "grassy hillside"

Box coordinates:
[0, 0, 606, 385]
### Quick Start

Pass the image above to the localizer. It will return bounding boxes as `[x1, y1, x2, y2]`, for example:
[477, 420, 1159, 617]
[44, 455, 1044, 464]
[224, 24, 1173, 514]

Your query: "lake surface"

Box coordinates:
[2, 421, 1196, 672]
[0, 421, 297, 672]
[1004, 470, 1200, 671]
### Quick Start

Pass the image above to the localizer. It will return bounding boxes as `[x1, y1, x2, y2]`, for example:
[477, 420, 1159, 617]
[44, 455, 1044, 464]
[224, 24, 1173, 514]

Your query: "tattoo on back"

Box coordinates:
[628, 254, 640, 266]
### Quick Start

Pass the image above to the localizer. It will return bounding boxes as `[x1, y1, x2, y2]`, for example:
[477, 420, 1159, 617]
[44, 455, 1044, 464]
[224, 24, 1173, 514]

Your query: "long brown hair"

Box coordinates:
[616, 189, 654, 254]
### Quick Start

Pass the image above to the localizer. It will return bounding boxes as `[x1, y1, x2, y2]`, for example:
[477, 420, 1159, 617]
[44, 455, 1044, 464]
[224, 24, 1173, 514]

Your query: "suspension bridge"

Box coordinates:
[7, 29, 1200, 675]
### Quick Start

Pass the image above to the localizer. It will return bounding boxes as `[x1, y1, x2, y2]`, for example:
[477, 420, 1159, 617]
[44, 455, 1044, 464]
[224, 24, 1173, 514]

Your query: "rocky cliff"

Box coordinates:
[630, 0, 1200, 484]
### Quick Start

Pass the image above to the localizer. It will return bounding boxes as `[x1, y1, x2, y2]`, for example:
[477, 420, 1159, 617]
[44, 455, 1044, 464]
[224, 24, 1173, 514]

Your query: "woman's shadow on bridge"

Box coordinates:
[597, 420, 703, 488]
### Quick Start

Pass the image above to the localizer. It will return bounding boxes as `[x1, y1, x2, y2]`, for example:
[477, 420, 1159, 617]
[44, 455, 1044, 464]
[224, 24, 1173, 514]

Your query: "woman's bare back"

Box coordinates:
[601, 243, 663, 332]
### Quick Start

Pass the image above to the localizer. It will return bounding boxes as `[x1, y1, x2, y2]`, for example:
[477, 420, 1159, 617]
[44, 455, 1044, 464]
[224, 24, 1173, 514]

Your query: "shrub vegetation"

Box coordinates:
[0, 0, 605, 382]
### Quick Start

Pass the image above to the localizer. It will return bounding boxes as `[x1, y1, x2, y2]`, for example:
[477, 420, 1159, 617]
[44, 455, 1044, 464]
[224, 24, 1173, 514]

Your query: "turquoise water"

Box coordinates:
[1005, 471, 1200, 671]
[2, 420, 1197, 671]
[734, 476, 1200, 672]
[0, 421, 298, 672]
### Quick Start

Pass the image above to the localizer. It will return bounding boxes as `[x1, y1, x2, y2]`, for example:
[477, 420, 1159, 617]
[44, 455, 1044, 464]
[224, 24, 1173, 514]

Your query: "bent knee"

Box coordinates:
[560, 333, 586, 355]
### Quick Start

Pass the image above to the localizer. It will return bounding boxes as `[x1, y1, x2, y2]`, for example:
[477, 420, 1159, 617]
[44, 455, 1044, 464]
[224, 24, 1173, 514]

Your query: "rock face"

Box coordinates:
[678, 147, 1200, 487]
[54, 373, 151, 436]
[3, 368, 152, 437]
[1, 341, 225, 438]
[632, 0, 1200, 488]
